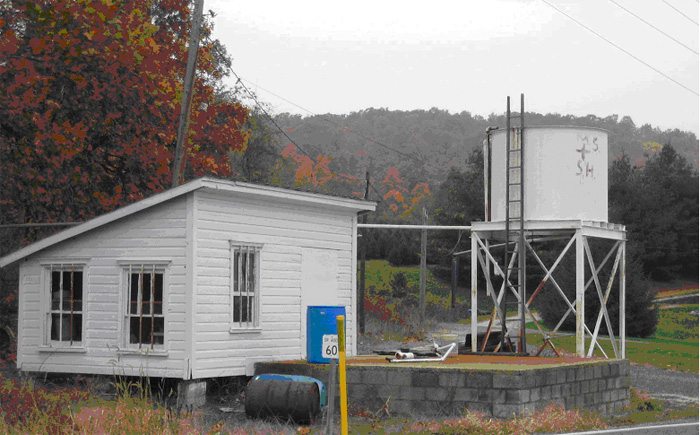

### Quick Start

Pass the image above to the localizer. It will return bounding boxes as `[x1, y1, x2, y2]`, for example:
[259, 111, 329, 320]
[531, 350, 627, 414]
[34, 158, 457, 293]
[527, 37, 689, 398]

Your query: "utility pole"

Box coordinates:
[419, 207, 428, 323]
[358, 171, 370, 334]
[172, 0, 205, 187]
[451, 256, 458, 309]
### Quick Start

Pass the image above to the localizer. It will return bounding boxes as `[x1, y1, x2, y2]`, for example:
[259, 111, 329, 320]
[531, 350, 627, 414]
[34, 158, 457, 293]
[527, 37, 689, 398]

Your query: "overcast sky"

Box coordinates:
[207, 0, 699, 135]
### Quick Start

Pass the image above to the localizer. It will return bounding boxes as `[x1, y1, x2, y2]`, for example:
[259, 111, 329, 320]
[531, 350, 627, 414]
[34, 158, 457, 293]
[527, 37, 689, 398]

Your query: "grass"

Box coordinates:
[363, 259, 513, 320]
[525, 332, 699, 373]
[344, 403, 609, 434]
[654, 305, 699, 342]
[524, 303, 699, 373]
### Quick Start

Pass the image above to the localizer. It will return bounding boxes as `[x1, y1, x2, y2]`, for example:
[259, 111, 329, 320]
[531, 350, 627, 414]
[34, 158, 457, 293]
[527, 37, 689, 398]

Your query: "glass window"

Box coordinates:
[47, 265, 83, 345]
[230, 244, 261, 329]
[125, 264, 165, 349]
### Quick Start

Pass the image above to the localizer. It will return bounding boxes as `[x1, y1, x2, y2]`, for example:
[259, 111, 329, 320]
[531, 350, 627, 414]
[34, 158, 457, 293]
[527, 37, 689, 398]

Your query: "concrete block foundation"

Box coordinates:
[177, 380, 207, 408]
[255, 355, 630, 418]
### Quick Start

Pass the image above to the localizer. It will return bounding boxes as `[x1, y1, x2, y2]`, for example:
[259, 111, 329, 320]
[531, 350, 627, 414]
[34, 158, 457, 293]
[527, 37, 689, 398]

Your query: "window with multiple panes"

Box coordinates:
[230, 243, 261, 329]
[125, 264, 165, 349]
[47, 264, 84, 345]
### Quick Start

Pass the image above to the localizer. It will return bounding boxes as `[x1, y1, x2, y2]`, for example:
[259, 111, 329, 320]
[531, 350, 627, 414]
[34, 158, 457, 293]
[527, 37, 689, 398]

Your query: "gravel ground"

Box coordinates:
[630, 364, 699, 404]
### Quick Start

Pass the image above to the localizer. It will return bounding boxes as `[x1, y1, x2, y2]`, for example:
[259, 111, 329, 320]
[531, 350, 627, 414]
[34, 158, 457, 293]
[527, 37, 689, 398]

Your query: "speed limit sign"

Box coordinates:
[322, 334, 339, 358]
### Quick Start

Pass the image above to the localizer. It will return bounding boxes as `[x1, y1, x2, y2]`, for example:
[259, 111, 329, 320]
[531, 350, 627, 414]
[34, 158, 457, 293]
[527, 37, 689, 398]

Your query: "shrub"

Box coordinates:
[364, 293, 424, 341]
[0, 373, 92, 434]
[389, 272, 409, 297]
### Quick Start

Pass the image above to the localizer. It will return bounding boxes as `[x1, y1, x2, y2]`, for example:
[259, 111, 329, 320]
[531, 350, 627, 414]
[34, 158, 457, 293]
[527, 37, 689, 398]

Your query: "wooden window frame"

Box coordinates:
[229, 242, 262, 332]
[42, 262, 86, 348]
[119, 262, 169, 351]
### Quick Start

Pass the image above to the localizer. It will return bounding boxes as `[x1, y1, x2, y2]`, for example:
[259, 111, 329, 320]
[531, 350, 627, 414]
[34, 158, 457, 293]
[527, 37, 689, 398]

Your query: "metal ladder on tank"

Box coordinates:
[502, 94, 527, 353]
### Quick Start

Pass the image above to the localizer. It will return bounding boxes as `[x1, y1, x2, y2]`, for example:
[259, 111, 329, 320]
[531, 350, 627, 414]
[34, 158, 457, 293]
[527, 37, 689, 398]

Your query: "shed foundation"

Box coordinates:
[177, 380, 207, 408]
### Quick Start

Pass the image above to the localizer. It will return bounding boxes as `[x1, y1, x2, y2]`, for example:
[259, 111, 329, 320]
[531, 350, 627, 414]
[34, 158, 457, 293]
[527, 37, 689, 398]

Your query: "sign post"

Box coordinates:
[337, 315, 348, 435]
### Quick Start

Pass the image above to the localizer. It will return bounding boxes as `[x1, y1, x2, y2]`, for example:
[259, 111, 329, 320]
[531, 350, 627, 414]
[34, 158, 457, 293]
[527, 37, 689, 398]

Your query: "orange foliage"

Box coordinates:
[0, 0, 250, 225]
[279, 147, 431, 218]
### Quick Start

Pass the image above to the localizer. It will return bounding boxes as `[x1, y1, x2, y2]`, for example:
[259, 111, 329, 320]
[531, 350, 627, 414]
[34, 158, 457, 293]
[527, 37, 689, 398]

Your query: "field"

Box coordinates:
[524, 299, 699, 373]
[0, 260, 697, 434]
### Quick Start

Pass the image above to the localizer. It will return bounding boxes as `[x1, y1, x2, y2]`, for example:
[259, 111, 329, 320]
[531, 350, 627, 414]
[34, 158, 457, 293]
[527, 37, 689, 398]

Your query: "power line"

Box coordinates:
[662, 0, 699, 26]
[610, 0, 698, 55]
[541, 0, 699, 96]
[239, 78, 431, 167]
[206, 41, 334, 175]
[232, 72, 316, 162]
[208, 40, 428, 187]
[209, 44, 406, 203]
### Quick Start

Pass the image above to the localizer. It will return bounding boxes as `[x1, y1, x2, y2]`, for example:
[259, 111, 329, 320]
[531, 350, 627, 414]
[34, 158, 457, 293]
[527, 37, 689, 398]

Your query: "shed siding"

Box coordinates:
[17, 196, 190, 378]
[192, 190, 356, 378]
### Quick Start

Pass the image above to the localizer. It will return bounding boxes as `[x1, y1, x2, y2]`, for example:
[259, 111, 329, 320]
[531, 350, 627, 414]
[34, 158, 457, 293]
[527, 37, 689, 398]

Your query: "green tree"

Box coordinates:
[229, 105, 283, 183]
[429, 148, 484, 280]
[609, 146, 699, 280]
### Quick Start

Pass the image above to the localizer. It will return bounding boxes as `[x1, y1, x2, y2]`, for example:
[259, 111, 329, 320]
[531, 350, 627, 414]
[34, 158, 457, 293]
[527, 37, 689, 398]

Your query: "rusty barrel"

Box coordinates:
[245, 374, 325, 424]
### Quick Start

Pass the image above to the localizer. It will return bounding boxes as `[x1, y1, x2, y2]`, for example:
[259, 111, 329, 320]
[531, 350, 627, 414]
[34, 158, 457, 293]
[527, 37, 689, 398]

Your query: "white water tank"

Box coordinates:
[489, 126, 608, 222]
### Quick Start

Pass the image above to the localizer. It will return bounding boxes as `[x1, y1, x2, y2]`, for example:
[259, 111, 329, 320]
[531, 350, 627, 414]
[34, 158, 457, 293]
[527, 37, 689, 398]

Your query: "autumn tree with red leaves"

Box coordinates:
[0, 0, 250, 228]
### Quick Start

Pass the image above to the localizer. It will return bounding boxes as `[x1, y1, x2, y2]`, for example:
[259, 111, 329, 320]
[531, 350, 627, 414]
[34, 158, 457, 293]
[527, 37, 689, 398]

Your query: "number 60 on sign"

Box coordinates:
[322, 334, 339, 358]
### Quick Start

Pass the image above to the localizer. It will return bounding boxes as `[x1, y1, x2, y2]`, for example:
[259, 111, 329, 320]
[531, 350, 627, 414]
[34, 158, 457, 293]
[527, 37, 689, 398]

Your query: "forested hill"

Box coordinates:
[273, 108, 698, 190]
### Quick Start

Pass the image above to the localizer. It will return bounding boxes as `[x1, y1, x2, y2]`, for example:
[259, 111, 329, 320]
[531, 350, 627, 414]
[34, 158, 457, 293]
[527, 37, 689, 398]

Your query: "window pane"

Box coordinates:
[233, 252, 240, 294]
[233, 295, 251, 323]
[50, 313, 62, 341]
[72, 272, 83, 312]
[130, 317, 165, 346]
[51, 271, 61, 310]
[51, 313, 79, 342]
[247, 253, 255, 294]
[129, 317, 140, 344]
[153, 317, 164, 345]
[61, 272, 72, 309]
[154, 273, 163, 315]
[140, 317, 152, 344]
[241, 252, 248, 286]
[71, 314, 82, 341]
[130, 273, 139, 315]
[142, 273, 152, 315]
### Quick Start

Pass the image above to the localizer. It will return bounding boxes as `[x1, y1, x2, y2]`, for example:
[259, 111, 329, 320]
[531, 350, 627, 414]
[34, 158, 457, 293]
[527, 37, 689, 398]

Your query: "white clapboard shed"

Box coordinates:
[0, 178, 376, 380]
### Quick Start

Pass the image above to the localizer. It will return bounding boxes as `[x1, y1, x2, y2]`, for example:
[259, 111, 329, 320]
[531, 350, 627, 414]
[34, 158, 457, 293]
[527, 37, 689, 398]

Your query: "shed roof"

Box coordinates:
[0, 177, 376, 268]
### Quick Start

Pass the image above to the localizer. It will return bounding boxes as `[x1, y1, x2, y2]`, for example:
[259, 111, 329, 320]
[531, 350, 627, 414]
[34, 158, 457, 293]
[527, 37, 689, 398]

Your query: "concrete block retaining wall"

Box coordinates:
[254, 359, 630, 418]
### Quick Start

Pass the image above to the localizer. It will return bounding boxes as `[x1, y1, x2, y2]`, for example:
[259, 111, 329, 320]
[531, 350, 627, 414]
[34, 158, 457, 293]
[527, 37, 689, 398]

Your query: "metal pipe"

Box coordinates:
[357, 224, 471, 230]
[389, 343, 457, 363]
[503, 96, 511, 353]
[518, 92, 527, 355]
